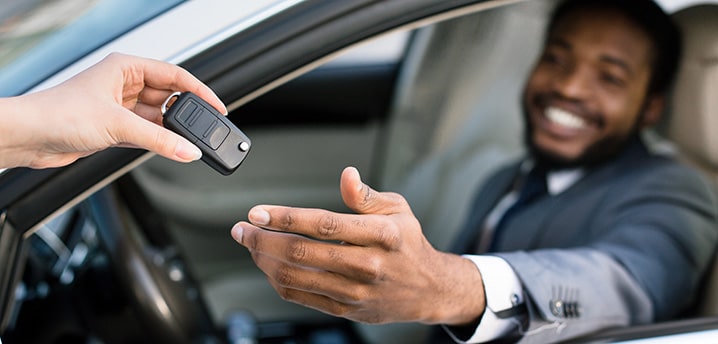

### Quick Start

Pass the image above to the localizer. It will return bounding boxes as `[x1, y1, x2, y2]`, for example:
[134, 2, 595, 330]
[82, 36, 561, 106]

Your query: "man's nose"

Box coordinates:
[553, 67, 591, 100]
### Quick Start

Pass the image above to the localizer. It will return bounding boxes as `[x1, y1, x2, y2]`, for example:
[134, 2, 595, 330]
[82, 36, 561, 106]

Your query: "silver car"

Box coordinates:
[0, 0, 716, 343]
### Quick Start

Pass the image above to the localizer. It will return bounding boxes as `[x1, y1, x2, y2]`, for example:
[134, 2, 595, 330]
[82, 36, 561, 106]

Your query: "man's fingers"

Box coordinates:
[244, 204, 403, 249]
[233, 221, 397, 274]
[241, 167, 412, 248]
[340, 166, 410, 215]
[232, 223, 382, 312]
[263, 278, 356, 319]
[250, 248, 374, 303]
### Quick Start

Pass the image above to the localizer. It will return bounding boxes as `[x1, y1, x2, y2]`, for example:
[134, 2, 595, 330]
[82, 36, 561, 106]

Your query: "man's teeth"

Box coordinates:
[545, 107, 587, 129]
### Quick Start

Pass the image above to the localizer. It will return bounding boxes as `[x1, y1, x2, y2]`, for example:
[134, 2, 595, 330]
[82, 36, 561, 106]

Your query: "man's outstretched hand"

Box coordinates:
[232, 166, 486, 326]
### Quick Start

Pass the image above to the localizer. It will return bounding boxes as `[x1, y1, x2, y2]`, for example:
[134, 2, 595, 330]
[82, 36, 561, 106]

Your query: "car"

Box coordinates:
[0, 0, 716, 343]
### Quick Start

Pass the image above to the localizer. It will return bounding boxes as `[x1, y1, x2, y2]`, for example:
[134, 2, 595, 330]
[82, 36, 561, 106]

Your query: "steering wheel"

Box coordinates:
[86, 174, 222, 343]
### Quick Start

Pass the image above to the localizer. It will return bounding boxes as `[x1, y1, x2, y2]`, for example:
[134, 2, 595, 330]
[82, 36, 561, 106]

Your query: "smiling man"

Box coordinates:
[523, 0, 665, 169]
[232, 0, 718, 343]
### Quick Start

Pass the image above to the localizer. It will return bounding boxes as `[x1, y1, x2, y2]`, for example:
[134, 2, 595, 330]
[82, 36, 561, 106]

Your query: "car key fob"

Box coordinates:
[161, 92, 251, 175]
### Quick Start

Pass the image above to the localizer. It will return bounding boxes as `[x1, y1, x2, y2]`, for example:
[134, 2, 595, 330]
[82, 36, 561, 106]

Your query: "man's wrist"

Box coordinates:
[440, 255, 527, 343]
[423, 252, 487, 325]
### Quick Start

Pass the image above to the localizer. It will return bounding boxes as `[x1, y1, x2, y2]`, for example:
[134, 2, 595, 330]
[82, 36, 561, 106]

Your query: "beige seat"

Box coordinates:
[377, 0, 553, 251]
[662, 4, 718, 316]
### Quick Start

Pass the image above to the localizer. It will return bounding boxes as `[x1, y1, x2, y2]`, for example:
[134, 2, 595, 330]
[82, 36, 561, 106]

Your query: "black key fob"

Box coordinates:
[161, 92, 250, 175]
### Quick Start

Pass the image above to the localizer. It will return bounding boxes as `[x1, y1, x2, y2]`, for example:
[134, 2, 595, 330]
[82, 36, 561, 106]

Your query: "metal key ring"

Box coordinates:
[161, 91, 182, 115]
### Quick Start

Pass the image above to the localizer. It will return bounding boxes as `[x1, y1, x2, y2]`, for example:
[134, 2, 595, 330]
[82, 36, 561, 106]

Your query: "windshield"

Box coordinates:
[0, 0, 184, 97]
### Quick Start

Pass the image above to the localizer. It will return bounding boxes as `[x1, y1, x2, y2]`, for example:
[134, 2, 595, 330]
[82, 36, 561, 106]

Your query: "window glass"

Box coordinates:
[0, 0, 184, 97]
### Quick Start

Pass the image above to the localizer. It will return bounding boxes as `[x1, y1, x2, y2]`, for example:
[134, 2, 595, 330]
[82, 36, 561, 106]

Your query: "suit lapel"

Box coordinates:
[450, 163, 521, 253]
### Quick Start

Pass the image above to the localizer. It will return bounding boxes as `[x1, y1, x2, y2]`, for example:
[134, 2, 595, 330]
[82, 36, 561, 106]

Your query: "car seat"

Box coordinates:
[663, 4, 718, 316]
[376, 0, 553, 251]
[357, 1, 554, 342]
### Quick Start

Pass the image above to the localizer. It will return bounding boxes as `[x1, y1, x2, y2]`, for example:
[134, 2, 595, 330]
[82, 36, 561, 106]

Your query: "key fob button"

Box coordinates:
[177, 105, 229, 150]
[205, 120, 230, 150]
[177, 102, 198, 125]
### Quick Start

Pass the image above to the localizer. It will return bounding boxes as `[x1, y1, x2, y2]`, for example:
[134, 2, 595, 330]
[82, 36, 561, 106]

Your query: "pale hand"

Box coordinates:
[0, 53, 226, 169]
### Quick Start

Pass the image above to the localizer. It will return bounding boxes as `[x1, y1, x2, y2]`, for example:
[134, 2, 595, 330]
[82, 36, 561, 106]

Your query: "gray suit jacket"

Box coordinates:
[449, 137, 718, 343]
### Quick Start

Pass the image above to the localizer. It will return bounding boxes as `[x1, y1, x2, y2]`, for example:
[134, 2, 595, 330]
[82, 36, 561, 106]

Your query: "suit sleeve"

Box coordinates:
[495, 163, 718, 343]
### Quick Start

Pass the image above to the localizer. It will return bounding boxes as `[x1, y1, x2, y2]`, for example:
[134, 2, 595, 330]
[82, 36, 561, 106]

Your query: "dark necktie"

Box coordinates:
[488, 166, 548, 252]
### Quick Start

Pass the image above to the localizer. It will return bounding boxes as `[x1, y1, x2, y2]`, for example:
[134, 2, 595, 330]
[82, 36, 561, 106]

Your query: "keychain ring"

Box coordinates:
[161, 91, 182, 115]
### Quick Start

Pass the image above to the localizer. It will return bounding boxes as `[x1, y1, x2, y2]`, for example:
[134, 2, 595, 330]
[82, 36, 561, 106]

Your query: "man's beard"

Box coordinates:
[521, 101, 644, 170]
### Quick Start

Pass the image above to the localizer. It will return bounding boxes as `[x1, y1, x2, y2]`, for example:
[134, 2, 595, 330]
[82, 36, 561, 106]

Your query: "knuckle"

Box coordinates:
[152, 128, 169, 150]
[376, 222, 402, 250]
[344, 287, 365, 304]
[359, 256, 384, 282]
[351, 218, 367, 229]
[332, 303, 352, 317]
[287, 238, 308, 263]
[245, 230, 260, 251]
[280, 209, 295, 229]
[276, 286, 293, 301]
[384, 191, 403, 202]
[386, 192, 411, 209]
[317, 213, 340, 237]
[327, 247, 343, 262]
[275, 265, 295, 287]
[360, 184, 375, 207]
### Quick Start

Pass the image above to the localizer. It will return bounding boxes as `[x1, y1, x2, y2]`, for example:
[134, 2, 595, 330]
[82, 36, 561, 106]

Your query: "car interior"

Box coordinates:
[3, 0, 718, 343]
[127, 1, 552, 342]
[126, 0, 718, 342]
[667, 3, 718, 317]
[116, 0, 717, 342]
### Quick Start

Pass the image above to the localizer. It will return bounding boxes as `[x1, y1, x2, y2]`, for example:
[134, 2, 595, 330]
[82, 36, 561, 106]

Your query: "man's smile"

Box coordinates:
[545, 106, 587, 130]
[532, 103, 600, 141]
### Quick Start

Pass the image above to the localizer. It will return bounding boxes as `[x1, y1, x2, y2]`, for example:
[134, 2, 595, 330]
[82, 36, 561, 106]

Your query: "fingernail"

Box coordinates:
[351, 167, 363, 192]
[176, 142, 202, 162]
[249, 207, 270, 225]
[231, 223, 244, 243]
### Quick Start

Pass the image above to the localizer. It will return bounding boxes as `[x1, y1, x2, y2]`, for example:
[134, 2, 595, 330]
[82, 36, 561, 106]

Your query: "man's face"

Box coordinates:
[522, 7, 657, 167]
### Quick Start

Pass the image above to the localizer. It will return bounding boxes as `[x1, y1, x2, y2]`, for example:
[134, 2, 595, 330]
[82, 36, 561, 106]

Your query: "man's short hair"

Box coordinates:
[547, 0, 682, 96]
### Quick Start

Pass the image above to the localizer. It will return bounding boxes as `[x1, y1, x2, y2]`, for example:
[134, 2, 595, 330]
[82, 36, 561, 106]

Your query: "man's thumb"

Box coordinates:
[340, 166, 408, 215]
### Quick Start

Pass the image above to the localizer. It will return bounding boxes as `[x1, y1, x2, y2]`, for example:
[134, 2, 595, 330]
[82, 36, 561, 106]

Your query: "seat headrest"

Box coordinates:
[661, 5, 718, 169]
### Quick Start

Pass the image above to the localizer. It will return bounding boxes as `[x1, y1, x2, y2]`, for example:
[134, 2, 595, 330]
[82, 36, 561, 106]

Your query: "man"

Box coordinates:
[231, 0, 718, 342]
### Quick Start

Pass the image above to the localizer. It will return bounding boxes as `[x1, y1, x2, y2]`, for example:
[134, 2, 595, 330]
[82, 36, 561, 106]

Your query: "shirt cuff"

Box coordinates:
[443, 255, 526, 343]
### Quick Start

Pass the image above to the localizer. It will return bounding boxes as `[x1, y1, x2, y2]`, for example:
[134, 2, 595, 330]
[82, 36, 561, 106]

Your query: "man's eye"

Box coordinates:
[542, 52, 563, 65]
[600, 72, 625, 87]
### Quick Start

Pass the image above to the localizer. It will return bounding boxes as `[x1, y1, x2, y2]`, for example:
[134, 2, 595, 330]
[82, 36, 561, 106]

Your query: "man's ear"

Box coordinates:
[641, 94, 665, 128]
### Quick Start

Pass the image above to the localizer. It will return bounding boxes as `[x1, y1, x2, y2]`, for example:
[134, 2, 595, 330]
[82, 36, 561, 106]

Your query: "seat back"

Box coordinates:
[663, 5, 718, 181]
[376, 0, 553, 250]
[663, 4, 718, 316]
